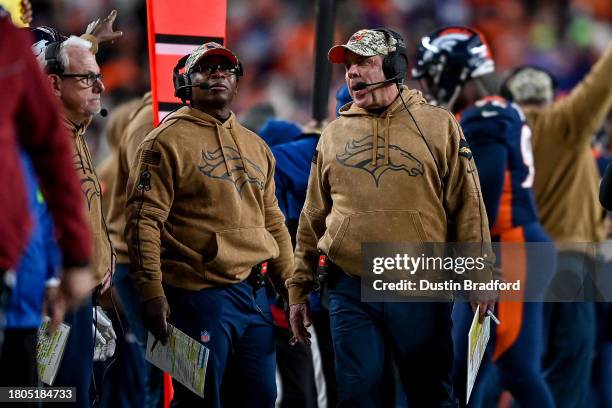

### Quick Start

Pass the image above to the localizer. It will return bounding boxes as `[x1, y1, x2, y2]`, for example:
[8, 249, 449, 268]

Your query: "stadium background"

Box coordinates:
[29, 0, 612, 163]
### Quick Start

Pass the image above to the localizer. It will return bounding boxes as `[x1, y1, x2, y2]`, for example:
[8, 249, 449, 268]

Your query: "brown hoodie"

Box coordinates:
[97, 97, 143, 215]
[125, 106, 293, 303]
[106, 92, 153, 263]
[287, 87, 493, 305]
[64, 118, 114, 285]
[527, 43, 612, 244]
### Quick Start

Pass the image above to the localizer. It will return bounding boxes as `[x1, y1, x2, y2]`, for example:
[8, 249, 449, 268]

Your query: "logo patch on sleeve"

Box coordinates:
[459, 139, 473, 160]
[142, 149, 161, 166]
[137, 170, 152, 191]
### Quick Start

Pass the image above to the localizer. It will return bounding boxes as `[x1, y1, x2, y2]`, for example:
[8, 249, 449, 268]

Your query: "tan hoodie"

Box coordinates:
[64, 118, 113, 286]
[107, 92, 153, 263]
[527, 43, 612, 244]
[125, 106, 293, 303]
[287, 87, 493, 305]
[97, 97, 143, 216]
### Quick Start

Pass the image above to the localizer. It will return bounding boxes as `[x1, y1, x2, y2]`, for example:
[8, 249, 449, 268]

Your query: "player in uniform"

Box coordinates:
[413, 27, 556, 407]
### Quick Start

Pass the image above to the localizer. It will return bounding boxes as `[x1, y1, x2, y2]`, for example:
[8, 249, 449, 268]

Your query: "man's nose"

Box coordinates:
[93, 77, 105, 93]
[347, 64, 359, 78]
[210, 66, 227, 78]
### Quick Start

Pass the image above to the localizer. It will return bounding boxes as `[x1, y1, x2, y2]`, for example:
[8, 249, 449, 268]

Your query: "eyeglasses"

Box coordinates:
[191, 63, 238, 76]
[59, 73, 103, 87]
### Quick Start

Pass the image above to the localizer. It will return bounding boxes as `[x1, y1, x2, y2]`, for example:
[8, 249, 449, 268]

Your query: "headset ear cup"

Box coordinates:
[45, 41, 64, 74]
[173, 54, 191, 101]
[183, 74, 192, 101]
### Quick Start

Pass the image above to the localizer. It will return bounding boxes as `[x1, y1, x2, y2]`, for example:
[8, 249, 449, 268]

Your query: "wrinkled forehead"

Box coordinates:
[66, 46, 99, 73]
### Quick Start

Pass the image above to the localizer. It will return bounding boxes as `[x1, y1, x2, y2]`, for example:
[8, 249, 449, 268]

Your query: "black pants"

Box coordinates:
[0, 328, 40, 408]
[0, 328, 39, 386]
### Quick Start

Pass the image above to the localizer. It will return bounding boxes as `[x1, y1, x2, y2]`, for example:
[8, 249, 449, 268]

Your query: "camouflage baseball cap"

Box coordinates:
[184, 42, 239, 73]
[328, 29, 396, 64]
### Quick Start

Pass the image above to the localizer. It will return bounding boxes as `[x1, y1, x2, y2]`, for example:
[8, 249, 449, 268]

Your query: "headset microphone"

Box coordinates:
[100, 108, 108, 117]
[353, 75, 401, 91]
[176, 81, 211, 92]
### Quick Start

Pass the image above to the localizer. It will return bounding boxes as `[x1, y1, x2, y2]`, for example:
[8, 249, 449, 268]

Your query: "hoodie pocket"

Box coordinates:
[205, 227, 279, 281]
[329, 210, 429, 274]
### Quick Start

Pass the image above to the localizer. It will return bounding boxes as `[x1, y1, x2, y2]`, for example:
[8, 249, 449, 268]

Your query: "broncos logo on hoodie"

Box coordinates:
[72, 152, 101, 211]
[336, 135, 424, 186]
[198, 146, 266, 196]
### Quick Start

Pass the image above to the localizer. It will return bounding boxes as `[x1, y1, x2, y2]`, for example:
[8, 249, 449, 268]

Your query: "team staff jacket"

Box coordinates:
[528, 43, 612, 243]
[460, 97, 539, 235]
[65, 118, 114, 286]
[287, 87, 493, 305]
[125, 106, 294, 303]
[107, 92, 153, 263]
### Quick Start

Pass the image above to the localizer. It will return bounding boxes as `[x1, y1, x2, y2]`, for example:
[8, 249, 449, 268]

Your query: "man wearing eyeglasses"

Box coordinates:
[125, 42, 293, 407]
[36, 35, 114, 408]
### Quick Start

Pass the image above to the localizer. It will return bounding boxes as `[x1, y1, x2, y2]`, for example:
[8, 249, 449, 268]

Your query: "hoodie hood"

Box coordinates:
[339, 86, 428, 166]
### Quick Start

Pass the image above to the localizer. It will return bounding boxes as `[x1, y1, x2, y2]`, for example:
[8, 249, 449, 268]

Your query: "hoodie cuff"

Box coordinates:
[288, 284, 310, 305]
[138, 280, 166, 303]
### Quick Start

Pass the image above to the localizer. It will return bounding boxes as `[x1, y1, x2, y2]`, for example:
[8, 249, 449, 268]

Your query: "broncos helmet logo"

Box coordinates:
[336, 135, 424, 186]
[198, 146, 265, 196]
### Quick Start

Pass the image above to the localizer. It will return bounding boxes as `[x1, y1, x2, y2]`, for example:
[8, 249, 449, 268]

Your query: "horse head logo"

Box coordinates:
[198, 146, 265, 196]
[336, 135, 424, 186]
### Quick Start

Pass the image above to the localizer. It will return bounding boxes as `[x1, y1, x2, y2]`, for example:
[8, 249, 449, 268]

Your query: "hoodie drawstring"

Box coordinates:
[371, 119, 378, 166]
[384, 113, 391, 165]
[228, 126, 249, 177]
[371, 116, 391, 166]
[214, 123, 232, 177]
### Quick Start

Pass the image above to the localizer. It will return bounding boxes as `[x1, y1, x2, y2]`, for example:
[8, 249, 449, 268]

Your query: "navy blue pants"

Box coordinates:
[543, 301, 596, 408]
[164, 281, 276, 408]
[53, 296, 93, 408]
[98, 264, 163, 408]
[542, 250, 597, 408]
[453, 223, 556, 407]
[327, 271, 457, 408]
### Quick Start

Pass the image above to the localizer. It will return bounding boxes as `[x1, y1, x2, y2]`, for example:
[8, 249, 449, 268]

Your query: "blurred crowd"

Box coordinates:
[30, 0, 612, 163]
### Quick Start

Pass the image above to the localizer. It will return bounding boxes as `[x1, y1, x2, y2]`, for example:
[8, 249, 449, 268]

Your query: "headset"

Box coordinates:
[374, 28, 408, 84]
[173, 53, 244, 104]
[45, 40, 64, 75]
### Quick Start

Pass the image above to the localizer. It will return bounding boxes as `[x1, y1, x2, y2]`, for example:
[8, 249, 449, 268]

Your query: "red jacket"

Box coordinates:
[0, 14, 91, 270]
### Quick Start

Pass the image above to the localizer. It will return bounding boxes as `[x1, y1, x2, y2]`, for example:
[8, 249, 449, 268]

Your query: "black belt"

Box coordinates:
[246, 261, 268, 292]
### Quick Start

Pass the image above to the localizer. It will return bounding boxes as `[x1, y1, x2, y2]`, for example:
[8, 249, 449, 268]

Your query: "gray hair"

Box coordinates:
[35, 35, 92, 73]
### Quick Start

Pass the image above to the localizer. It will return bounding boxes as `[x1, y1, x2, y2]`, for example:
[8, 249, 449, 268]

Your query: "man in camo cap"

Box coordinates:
[287, 27, 493, 407]
[126, 41, 294, 407]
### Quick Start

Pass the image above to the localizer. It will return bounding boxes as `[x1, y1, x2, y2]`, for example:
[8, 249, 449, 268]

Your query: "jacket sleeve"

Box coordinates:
[263, 149, 294, 299]
[125, 134, 175, 303]
[287, 137, 332, 305]
[15, 27, 92, 268]
[547, 42, 612, 146]
[443, 118, 494, 283]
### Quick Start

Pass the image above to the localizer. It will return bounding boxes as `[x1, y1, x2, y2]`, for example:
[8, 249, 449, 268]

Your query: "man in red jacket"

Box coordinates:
[0, 10, 93, 338]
